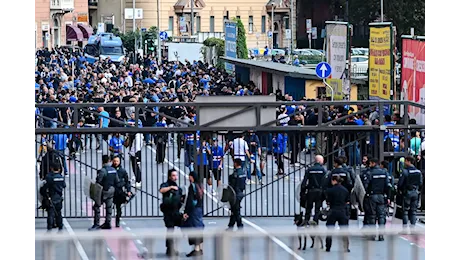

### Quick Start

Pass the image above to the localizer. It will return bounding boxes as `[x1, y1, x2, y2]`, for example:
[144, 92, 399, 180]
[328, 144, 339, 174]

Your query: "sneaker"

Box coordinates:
[174, 158, 180, 162]
[97, 150, 103, 153]
[378, 235, 384, 241]
[135, 182, 142, 188]
[75, 152, 80, 156]
[100, 223, 111, 230]
[262, 172, 266, 176]
[246, 180, 251, 185]
[258, 179, 264, 185]
[295, 163, 301, 167]
[325, 248, 331, 252]
[249, 180, 256, 184]
[211, 190, 217, 196]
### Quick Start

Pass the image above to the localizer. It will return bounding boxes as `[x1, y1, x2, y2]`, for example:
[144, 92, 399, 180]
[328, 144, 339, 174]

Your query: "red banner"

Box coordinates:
[401, 39, 425, 124]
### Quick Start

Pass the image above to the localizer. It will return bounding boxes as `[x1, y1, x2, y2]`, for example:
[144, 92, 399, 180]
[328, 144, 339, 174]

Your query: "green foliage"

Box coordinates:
[203, 37, 225, 69]
[232, 18, 249, 59]
[111, 26, 158, 53]
[298, 55, 324, 64]
[346, 0, 425, 37]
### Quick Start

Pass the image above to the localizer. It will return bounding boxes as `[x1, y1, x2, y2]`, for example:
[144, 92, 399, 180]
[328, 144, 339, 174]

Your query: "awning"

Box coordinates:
[66, 25, 83, 42]
[77, 24, 94, 39]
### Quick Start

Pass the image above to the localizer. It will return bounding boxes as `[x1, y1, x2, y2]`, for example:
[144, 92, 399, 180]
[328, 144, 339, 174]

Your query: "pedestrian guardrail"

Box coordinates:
[35, 227, 425, 260]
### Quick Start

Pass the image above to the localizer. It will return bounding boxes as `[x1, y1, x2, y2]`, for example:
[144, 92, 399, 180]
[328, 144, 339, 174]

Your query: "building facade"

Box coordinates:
[35, 0, 91, 49]
[90, 0, 297, 49]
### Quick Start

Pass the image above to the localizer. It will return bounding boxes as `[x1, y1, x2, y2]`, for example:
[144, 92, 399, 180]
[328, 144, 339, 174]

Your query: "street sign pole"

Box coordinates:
[315, 62, 334, 101]
[323, 79, 334, 101]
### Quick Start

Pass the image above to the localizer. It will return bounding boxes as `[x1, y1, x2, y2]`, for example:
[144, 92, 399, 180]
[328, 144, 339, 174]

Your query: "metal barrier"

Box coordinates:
[35, 227, 425, 260]
[35, 101, 425, 218]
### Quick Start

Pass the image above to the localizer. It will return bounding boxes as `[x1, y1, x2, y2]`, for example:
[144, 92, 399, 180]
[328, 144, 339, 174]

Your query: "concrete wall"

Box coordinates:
[35, 0, 89, 49]
[305, 79, 359, 101]
[195, 95, 276, 127]
[249, 68, 263, 90]
[272, 73, 285, 94]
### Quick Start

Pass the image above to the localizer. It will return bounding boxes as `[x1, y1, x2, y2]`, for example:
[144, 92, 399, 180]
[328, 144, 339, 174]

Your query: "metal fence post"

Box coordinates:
[378, 101, 385, 162]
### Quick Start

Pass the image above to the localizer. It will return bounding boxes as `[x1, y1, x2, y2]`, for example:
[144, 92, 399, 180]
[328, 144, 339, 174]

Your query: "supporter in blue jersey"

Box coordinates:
[109, 133, 124, 157]
[210, 137, 224, 188]
[196, 140, 211, 185]
[53, 133, 69, 175]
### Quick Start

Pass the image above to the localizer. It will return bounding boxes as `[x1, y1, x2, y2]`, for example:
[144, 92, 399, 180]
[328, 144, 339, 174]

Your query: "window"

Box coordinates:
[210, 16, 215, 33]
[236, 15, 241, 20]
[284, 17, 289, 29]
[168, 16, 173, 31]
[223, 15, 228, 31]
[196, 16, 201, 32]
[249, 16, 253, 33]
[261, 15, 266, 33]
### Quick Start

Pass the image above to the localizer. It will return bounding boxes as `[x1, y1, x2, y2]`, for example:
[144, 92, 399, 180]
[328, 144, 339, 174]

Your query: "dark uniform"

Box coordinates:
[343, 163, 357, 187]
[300, 163, 327, 222]
[397, 165, 423, 227]
[114, 165, 131, 227]
[326, 167, 353, 192]
[362, 166, 390, 231]
[43, 171, 66, 230]
[325, 183, 350, 251]
[159, 180, 183, 254]
[94, 165, 119, 228]
[228, 166, 246, 229]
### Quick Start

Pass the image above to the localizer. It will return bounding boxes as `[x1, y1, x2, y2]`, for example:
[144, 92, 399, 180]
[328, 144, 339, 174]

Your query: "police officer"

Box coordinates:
[227, 158, 246, 230]
[397, 156, 423, 231]
[325, 175, 350, 253]
[112, 156, 131, 228]
[43, 162, 66, 231]
[339, 156, 357, 187]
[301, 155, 327, 223]
[362, 158, 390, 241]
[159, 169, 183, 256]
[325, 158, 353, 193]
[89, 155, 119, 230]
[380, 160, 395, 203]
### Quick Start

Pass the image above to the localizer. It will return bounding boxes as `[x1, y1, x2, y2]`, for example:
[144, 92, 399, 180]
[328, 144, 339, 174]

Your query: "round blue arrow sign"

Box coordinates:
[315, 62, 332, 79]
[159, 31, 168, 41]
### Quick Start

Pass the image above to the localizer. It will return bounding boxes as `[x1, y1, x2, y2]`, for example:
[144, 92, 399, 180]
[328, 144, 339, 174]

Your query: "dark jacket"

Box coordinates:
[301, 163, 327, 190]
[96, 165, 119, 191]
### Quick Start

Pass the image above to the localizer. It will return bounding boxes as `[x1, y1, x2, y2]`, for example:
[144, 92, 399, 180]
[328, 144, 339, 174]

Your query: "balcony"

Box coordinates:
[50, 0, 74, 11]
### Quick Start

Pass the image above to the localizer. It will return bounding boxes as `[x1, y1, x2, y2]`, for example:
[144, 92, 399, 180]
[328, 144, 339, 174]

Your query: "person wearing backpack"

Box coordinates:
[40, 141, 63, 180]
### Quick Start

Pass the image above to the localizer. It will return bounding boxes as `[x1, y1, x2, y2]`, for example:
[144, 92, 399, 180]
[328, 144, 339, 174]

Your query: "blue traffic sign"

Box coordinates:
[268, 31, 273, 38]
[315, 62, 332, 79]
[159, 31, 168, 41]
[141, 28, 147, 32]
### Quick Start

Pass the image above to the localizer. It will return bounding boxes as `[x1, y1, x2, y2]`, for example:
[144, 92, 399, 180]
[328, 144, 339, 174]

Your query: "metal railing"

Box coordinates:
[35, 100, 425, 218]
[35, 227, 425, 260]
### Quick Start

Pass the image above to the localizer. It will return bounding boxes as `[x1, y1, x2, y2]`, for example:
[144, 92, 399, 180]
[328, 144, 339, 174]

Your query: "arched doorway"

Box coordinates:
[53, 18, 60, 47]
[273, 22, 279, 49]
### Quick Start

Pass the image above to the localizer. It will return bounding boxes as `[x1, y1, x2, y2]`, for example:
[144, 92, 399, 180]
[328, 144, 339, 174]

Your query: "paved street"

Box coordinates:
[35, 217, 425, 260]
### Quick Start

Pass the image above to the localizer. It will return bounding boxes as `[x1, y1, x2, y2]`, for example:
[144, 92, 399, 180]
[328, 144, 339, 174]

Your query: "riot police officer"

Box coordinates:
[362, 158, 390, 241]
[112, 156, 131, 228]
[397, 156, 423, 230]
[43, 162, 66, 231]
[325, 175, 350, 253]
[325, 158, 353, 192]
[159, 169, 183, 256]
[300, 155, 327, 223]
[227, 158, 246, 230]
[89, 155, 119, 230]
[339, 156, 357, 186]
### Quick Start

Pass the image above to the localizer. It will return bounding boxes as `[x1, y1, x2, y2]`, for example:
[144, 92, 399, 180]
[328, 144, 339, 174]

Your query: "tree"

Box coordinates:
[112, 26, 158, 53]
[346, 0, 425, 36]
[202, 37, 225, 69]
[233, 18, 248, 59]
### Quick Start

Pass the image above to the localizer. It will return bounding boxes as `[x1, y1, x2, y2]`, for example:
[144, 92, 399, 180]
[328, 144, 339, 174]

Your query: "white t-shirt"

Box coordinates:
[277, 113, 290, 126]
[231, 138, 249, 161]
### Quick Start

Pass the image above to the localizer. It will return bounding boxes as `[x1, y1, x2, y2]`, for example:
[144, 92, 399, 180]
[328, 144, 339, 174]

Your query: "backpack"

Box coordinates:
[49, 151, 62, 171]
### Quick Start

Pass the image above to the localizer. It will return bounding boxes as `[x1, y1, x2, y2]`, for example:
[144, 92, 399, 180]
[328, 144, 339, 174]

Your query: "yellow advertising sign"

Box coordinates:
[369, 27, 392, 100]
[326, 78, 344, 100]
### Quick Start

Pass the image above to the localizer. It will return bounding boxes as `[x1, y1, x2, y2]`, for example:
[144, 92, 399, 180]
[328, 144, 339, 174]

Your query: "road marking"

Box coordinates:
[147, 146, 305, 260]
[63, 218, 90, 260]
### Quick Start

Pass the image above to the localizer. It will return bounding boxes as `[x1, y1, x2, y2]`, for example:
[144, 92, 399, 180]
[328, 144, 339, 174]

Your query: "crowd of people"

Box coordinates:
[37, 46, 425, 256]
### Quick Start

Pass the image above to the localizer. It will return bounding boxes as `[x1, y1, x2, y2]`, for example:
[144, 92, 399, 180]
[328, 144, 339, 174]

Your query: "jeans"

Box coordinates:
[246, 153, 261, 180]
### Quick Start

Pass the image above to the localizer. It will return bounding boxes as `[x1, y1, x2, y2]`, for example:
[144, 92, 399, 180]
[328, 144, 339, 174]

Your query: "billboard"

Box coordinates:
[224, 21, 237, 73]
[326, 22, 349, 99]
[369, 25, 393, 100]
[402, 38, 425, 124]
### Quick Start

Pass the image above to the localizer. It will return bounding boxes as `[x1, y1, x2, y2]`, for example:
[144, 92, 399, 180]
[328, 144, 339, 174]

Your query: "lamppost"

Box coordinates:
[271, 3, 275, 49]
[381, 0, 384, 22]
